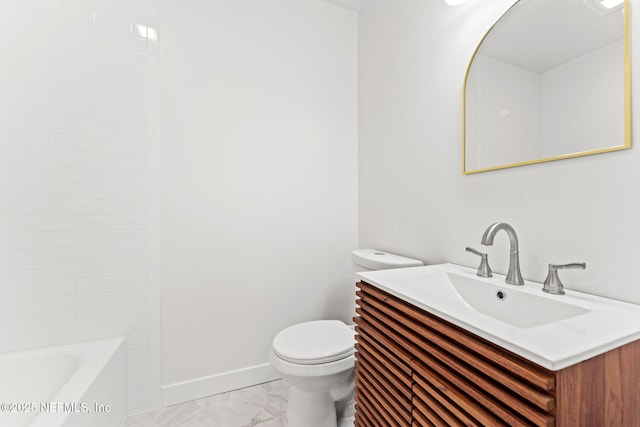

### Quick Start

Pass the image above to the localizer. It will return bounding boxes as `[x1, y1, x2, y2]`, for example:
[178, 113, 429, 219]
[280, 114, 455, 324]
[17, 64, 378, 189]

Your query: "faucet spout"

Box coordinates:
[481, 222, 524, 286]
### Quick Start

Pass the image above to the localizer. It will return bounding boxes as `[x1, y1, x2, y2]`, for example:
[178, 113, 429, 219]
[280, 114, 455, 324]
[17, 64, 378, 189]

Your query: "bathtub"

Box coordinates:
[0, 337, 126, 427]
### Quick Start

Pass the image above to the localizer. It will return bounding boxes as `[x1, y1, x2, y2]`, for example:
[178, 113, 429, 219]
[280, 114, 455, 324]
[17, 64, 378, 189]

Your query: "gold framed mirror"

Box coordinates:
[463, 0, 631, 174]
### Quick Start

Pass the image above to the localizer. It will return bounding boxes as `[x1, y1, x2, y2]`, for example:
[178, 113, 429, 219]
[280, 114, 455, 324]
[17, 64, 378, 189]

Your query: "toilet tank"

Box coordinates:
[351, 249, 423, 272]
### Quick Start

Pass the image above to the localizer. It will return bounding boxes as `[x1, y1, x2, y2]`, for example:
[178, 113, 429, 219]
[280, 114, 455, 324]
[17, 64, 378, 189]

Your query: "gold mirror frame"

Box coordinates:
[463, 0, 632, 175]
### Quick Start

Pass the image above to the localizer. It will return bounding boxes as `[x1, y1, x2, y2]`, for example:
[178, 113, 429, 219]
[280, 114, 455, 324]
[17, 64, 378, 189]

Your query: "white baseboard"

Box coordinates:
[161, 363, 281, 407]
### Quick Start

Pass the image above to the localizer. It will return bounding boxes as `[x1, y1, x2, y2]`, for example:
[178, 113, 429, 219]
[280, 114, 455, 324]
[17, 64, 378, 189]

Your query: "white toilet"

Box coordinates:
[269, 249, 423, 427]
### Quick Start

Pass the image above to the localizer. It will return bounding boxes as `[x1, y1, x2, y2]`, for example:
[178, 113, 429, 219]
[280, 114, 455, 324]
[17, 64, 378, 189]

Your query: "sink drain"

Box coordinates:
[495, 290, 507, 300]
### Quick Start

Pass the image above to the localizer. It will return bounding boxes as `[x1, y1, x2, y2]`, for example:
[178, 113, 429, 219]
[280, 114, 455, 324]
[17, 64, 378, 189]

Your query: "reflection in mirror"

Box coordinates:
[464, 0, 631, 174]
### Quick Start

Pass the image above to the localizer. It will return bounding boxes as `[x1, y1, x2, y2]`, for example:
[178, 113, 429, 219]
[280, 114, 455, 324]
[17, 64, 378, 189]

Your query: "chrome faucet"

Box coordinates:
[480, 222, 524, 286]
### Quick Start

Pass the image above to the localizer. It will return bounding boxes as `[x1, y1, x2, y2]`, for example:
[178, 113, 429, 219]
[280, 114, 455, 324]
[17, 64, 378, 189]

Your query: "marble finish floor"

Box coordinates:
[124, 380, 289, 427]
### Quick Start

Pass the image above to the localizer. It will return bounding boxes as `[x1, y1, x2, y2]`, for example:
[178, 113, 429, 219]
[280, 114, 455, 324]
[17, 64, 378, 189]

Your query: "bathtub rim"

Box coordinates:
[0, 337, 125, 427]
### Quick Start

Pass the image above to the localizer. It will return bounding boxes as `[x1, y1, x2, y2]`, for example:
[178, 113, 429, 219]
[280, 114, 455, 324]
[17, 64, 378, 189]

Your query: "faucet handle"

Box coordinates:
[466, 247, 492, 278]
[543, 262, 586, 295]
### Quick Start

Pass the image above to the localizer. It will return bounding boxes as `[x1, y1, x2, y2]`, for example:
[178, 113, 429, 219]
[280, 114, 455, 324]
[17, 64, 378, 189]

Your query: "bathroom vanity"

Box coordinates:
[353, 264, 640, 426]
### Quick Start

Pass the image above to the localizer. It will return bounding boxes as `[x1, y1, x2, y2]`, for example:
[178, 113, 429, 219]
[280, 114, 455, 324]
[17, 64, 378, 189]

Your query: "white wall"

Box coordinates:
[0, 0, 161, 414]
[359, 0, 640, 304]
[159, 0, 358, 405]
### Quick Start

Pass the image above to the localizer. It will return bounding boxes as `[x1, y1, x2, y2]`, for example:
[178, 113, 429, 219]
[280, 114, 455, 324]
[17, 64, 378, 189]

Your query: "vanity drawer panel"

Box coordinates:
[413, 358, 554, 427]
[355, 358, 411, 413]
[403, 310, 554, 412]
[410, 351, 550, 427]
[354, 409, 376, 427]
[354, 294, 414, 426]
[357, 289, 555, 412]
[354, 322, 413, 378]
[413, 397, 448, 426]
[355, 374, 409, 426]
[356, 288, 434, 359]
[354, 305, 415, 366]
[353, 412, 366, 427]
[354, 390, 384, 427]
[413, 361, 506, 427]
[355, 304, 426, 372]
[411, 409, 436, 427]
[357, 281, 555, 391]
[413, 383, 467, 427]
[355, 347, 412, 403]
[355, 360, 412, 425]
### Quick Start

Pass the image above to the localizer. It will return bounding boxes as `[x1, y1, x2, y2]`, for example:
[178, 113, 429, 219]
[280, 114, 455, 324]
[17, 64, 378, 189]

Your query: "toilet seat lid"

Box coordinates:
[272, 320, 355, 365]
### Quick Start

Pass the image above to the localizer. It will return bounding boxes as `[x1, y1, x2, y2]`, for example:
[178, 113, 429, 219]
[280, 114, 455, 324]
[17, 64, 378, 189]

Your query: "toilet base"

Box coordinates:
[285, 386, 355, 427]
[286, 387, 337, 427]
[338, 416, 355, 427]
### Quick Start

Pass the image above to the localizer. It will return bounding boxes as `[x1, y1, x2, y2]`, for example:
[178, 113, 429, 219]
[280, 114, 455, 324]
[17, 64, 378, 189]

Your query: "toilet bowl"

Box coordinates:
[270, 250, 423, 427]
[270, 320, 355, 427]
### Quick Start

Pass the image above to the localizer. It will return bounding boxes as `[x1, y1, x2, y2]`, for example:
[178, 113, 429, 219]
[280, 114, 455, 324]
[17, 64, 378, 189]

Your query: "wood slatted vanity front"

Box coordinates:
[353, 281, 640, 427]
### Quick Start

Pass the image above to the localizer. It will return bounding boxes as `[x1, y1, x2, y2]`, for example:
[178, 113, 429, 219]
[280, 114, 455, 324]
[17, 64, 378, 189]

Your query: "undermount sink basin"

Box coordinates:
[357, 263, 640, 370]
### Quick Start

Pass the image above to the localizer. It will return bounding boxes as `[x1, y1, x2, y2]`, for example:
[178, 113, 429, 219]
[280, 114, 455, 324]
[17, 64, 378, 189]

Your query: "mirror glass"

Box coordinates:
[464, 0, 631, 174]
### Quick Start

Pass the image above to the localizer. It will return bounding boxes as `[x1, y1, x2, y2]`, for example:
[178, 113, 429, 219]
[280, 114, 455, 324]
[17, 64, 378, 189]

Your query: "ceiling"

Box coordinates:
[320, 0, 368, 12]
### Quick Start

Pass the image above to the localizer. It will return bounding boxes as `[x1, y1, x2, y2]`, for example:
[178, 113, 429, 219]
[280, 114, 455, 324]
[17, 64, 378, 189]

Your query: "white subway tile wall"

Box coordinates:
[0, 0, 161, 414]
